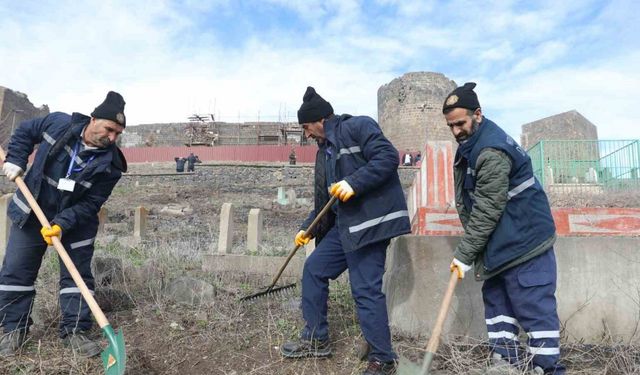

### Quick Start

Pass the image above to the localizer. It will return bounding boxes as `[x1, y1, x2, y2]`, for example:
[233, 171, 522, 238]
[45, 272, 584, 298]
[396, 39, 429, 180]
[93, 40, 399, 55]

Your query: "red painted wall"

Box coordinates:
[121, 145, 318, 163]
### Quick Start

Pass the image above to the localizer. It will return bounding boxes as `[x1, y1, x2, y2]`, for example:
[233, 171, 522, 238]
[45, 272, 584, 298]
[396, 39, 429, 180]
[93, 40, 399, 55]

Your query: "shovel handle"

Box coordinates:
[266, 195, 338, 290]
[0, 147, 110, 329]
[426, 270, 459, 353]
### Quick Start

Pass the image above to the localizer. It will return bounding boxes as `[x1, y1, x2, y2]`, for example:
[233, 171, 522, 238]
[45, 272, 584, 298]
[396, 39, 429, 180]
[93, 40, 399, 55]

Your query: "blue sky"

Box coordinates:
[0, 0, 638, 141]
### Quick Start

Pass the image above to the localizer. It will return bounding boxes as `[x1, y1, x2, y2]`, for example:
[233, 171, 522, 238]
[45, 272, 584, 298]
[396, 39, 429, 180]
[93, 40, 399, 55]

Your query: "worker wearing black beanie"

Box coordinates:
[91, 91, 126, 127]
[297, 87, 334, 124]
[442, 82, 481, 114]
[282, 85, 410, 375]
[444, 81, 566, 375]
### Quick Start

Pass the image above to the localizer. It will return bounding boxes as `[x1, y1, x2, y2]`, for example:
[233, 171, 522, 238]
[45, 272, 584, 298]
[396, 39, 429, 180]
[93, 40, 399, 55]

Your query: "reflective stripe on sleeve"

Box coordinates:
[508, 177, 535, 199]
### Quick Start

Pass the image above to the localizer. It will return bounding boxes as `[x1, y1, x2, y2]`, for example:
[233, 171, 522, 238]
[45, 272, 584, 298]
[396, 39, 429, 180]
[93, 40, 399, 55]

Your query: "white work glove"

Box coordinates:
[450, 258, 472, 279]
[329, 180, 355, 202]
[3, 162, 24, 181]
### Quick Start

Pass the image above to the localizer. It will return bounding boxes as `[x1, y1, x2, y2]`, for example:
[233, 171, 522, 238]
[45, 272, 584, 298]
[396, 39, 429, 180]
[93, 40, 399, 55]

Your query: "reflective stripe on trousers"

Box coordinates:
[482, 249, 564, 373]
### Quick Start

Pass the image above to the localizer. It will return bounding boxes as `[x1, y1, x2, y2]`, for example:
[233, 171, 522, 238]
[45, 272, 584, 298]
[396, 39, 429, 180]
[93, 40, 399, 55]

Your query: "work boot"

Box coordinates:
[62, 332, 101, 358]
[280, 338, 331, 358]
[483, 353, 522, 375]
[0, 330, 27, 356]
[363, 359, 397, 375]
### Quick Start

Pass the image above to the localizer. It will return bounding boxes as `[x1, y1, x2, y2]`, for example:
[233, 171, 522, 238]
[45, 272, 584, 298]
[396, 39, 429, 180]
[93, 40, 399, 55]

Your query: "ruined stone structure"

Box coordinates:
[0, 86, 49, 146]
[521, 111, 600, 184]
[521, 110, 598, 150]
[378, 72, 457, 153]
[120, 121, 304, 147]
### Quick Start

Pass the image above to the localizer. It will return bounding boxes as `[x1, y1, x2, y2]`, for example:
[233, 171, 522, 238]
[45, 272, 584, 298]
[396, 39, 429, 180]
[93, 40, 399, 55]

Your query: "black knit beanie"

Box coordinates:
[91, 91, 126, 127]
[297, 87, 334, 124]
[442, 82, 481, 114]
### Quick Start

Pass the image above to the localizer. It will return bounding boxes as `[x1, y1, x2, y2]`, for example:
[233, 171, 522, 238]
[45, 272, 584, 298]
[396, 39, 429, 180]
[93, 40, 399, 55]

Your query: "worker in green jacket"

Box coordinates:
[445, 83, 565, 375]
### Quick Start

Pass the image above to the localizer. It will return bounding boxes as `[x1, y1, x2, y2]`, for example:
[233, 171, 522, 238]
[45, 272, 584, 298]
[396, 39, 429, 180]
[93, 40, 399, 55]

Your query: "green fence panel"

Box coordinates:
[526, 140, 640, 192]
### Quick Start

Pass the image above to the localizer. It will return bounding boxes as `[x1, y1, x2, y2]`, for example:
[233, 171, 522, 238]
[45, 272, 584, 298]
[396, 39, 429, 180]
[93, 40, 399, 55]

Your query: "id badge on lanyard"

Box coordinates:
[58, 143, 93, 192]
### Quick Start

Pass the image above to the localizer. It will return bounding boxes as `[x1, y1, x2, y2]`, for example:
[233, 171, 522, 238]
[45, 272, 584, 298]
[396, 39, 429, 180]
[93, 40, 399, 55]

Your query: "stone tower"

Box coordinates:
[521, 110, 598, 150]
[378, 72, 457, 153]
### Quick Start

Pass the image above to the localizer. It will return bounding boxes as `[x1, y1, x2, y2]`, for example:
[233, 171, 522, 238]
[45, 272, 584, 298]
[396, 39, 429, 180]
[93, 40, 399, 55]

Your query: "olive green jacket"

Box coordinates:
[454, 148, 556, 280]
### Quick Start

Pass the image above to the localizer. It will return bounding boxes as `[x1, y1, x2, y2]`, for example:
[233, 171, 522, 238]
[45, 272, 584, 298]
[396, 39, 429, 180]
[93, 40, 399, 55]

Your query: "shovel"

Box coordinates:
[240, 195, 338, 301]
[398, 270, 459, 375]
[0, 147, 126, 375]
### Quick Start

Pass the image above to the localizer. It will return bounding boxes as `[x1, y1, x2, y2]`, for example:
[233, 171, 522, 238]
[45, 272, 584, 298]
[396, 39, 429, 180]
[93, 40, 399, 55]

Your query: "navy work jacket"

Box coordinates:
[455, 118, 555, 271]
[5, 112, 126, 232]
[302, 114, 411, 252]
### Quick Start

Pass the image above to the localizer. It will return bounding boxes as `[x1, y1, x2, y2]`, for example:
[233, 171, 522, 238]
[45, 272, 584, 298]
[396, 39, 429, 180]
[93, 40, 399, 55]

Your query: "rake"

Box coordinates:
[0, 146, 126, 375]
[240, 195, 338, 301]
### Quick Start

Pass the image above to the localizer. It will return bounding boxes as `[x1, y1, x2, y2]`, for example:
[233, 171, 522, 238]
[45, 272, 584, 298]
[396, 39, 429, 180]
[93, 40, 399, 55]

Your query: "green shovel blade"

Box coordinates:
[101, 325, 126, 375]
[397, 352, 434, 375]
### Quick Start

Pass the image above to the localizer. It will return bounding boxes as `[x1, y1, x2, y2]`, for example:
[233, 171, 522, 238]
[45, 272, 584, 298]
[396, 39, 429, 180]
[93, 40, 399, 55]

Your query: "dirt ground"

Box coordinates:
[1, 163, 638, 374]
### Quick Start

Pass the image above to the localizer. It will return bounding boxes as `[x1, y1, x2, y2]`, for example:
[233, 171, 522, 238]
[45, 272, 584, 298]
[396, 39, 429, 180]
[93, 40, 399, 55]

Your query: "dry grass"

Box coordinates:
[1, 230, 639, 373]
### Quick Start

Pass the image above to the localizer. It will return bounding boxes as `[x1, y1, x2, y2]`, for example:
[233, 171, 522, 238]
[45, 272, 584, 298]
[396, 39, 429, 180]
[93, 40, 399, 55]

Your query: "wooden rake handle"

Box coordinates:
[426, 270, 459, 354]
[0, 147, 111, 329]
[267, 195, 338, 290]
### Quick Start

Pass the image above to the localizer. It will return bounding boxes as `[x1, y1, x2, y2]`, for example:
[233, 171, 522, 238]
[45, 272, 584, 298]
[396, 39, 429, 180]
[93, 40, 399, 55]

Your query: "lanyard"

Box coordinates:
[65, 142, 95, 178]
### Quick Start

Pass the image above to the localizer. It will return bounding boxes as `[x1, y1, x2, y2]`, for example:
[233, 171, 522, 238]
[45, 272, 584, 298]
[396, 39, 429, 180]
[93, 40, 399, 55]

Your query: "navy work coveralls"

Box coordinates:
[300, 115, 411, 363]
[0, 112, 126, 337]
[457, 118, 564, 373]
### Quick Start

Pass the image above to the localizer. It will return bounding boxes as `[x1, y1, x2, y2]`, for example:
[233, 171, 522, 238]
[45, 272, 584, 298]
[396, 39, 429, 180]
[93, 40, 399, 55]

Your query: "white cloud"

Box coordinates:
[482, 51, 640, 140]
[0, 0, 638, 143]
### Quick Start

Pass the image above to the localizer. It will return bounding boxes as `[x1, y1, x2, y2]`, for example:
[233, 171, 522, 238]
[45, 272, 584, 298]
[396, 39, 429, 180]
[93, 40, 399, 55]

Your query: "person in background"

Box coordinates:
[289, 148, 297, 165]
[186, 152, 202, 172]
[175, 156, 186, 172]
[402, 149, 413, 166]
[413, 151, 421, 165]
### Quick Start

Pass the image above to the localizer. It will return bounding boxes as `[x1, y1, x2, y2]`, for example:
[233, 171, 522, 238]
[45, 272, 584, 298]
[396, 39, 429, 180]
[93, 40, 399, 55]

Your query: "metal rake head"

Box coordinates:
[239, 283, 297, 302]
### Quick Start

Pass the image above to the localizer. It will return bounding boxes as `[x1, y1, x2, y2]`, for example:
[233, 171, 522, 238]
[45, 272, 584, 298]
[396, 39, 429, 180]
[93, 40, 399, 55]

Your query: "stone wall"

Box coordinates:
[521, 110, 598, 150]
[0, 163, 418, 195]
[0, 86, 49, 146]
[378, 72, 457, 154]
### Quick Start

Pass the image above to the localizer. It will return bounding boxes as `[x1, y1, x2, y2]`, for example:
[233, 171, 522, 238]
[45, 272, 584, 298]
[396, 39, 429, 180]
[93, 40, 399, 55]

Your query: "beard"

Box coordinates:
[456, 119, 480, 144]
[92, 136, 112, 148]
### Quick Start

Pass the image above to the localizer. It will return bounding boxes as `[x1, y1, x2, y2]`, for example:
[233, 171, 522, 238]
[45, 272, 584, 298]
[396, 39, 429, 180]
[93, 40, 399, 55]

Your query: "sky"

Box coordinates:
[0, 0, 638, 141]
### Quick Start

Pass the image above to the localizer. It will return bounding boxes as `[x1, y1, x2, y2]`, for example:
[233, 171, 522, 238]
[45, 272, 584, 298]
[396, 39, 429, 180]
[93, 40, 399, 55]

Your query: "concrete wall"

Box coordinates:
[384, 235, 640, 344]
[378, 72, 457, 153]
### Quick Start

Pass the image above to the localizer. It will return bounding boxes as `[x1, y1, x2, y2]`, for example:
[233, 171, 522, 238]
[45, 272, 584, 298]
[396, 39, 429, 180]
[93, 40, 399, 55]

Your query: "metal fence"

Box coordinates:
[528, 140, 640, 193]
